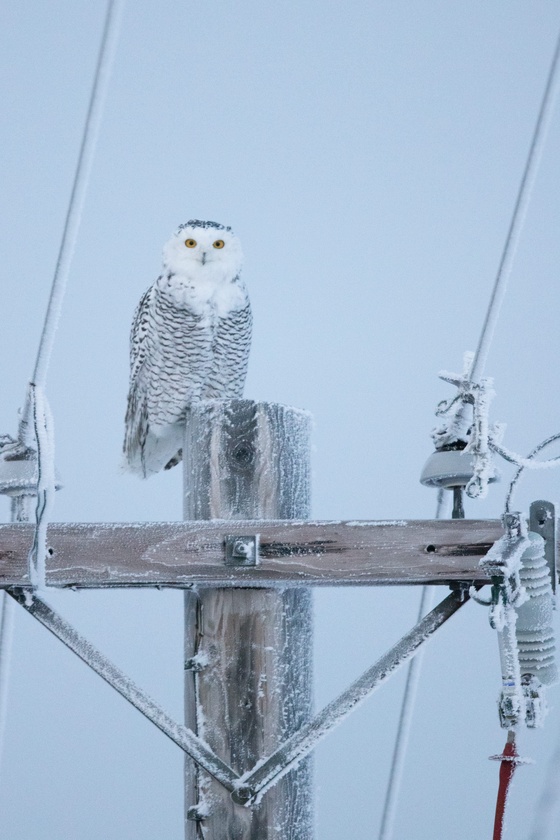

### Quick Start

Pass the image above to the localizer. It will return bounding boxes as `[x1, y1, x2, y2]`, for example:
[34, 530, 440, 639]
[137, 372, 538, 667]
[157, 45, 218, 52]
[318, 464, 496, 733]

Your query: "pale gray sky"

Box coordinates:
[1, 2, 560, 838]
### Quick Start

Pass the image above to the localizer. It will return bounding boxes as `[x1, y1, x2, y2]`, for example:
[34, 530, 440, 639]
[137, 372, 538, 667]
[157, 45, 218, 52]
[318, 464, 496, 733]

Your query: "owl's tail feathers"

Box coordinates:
[123, 395, 184, 477]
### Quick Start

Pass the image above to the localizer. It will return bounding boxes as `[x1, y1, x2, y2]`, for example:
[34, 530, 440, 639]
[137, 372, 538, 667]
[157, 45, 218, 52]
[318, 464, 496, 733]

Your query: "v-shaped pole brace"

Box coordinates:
[235, 584, 470, 804]
[7, 583, 471, 805]
[7, 587, 240, 792]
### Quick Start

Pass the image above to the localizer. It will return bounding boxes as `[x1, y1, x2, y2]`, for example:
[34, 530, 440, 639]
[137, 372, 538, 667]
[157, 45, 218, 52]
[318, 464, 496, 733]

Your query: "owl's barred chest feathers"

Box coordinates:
[157, 267, 248, 318]
[124, 220, 252, 477]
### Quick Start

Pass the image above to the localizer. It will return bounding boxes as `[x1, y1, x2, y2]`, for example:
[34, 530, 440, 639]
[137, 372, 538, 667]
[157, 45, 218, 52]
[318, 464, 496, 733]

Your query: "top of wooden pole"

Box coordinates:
[183, 401, 312, 520]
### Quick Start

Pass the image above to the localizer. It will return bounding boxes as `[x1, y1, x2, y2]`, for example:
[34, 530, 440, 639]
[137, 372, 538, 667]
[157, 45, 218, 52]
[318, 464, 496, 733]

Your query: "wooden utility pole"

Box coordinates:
[183, 400, 313, 839]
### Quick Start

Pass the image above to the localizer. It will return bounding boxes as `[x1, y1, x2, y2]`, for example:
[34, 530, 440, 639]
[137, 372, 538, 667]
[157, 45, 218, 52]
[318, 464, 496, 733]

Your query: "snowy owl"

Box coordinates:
[123, 220, 252, 477]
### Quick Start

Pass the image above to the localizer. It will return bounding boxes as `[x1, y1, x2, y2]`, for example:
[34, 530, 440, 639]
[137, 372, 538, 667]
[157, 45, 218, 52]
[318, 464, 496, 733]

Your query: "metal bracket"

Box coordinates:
[7, 588, 240, 792]
[529, 500, 557, 595]
[7, 583, 469, 808]
[237, 587, 470, 800]
[480, 512, 528, 617]
[224, 535, 259, 567]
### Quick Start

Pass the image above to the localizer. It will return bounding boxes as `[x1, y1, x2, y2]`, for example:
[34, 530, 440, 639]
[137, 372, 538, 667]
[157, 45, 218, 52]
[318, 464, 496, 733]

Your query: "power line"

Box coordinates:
[0, 0, 125, 779]
[21, 0, 125, 582]
[378, 489, 450, 840]
[504, 431, 560, 513]
[469, 28, 560, 386]
[22, 0, 125, 428]
[430, 25, 560, 505]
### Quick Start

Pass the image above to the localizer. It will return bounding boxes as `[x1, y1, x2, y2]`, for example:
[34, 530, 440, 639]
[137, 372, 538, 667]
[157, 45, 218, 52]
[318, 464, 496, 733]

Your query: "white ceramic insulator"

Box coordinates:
[516, 532, 558, 686]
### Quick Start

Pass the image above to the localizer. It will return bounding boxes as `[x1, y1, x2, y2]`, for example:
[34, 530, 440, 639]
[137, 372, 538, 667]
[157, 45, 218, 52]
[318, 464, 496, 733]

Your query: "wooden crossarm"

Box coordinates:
[0, 519, 503, 588]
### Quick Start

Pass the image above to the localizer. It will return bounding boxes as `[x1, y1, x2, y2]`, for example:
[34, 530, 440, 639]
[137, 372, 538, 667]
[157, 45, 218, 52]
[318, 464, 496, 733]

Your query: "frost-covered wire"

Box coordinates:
[378, 584, 436, 840]
[18, 0, 125, 589]
[378, 492, 449, 840]
[492, 439, 560, 471]
[23, 0, 124, 412]
[378, 489, 450, 840]
[504, 432, 560, 513]
[431, 28, 560, 462]
[469, 27, 560, 386]
[0, 595, 15, 782]
[0, 0, 124, 782]
[0, 480, 34, 779]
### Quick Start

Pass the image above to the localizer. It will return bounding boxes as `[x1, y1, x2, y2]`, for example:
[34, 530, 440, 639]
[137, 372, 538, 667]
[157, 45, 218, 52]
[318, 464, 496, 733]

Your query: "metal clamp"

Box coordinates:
[224, 535, 260, 567]
[481, 512, 529, 619]
[529, 500, 557, 595]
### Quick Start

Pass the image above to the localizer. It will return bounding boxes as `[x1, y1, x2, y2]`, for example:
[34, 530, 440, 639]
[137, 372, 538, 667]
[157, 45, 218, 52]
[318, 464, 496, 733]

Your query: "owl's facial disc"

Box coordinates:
[163, 223, 243, 280]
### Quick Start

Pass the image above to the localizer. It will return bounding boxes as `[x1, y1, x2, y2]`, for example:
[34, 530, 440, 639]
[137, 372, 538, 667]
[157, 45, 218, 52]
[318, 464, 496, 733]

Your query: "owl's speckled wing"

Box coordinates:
[129, 286, 152, 384]
[123, 285, 156, 475]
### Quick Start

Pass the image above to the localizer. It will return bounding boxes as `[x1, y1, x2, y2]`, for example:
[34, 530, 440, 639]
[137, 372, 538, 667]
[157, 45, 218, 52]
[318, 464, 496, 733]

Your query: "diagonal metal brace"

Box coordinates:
[7, 587, 240, 792]
[234, 586, 471, 804]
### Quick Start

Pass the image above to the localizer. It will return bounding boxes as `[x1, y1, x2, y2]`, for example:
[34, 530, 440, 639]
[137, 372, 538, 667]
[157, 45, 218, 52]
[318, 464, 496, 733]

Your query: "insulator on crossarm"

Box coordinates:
[516, 532, 557, 687]
[420, 446, 499, 518]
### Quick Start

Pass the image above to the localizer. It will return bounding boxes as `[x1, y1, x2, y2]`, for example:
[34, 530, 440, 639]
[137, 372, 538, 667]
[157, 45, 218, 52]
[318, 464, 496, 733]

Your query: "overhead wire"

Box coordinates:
[504, 431, 560, 513]
[443, 25, 560, 452]
[23, 0, 125, 411]
[475, 29, 560, 829]
[468, 27, 560, 387]
[0, 0, 125, 777]
[0, 592, 15, 783]
[378, 489, 450, 840]
[21, 0, 125, 584]
[413, 24, 560, 839]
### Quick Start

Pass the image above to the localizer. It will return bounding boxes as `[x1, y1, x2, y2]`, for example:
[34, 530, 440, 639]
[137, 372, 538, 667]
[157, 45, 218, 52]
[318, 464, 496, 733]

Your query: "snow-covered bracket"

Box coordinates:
[7, 583, 470, 805]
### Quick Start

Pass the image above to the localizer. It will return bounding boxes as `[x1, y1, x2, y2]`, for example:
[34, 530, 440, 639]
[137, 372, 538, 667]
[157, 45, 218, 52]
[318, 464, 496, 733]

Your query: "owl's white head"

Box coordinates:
[162, 220, 243, 283]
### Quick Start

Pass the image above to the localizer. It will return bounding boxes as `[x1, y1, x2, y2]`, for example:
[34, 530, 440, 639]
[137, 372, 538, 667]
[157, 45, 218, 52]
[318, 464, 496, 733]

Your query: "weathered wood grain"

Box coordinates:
[0, 519, 503, 588]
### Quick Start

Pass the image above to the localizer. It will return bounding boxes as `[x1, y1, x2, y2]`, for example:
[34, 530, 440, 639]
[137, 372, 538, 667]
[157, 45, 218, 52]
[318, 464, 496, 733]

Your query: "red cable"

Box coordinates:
[492, 733, 519, 840]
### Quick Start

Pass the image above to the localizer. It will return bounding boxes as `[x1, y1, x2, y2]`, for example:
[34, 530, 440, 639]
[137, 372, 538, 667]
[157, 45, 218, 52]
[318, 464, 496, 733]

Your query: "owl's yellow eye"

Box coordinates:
[213, 240, 225, 249]
[185, 239, 197, 248]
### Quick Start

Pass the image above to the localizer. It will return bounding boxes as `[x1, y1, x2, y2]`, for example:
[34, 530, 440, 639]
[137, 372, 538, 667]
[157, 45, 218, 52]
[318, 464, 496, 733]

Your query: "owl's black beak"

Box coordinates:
[201, 252, 207, 265]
